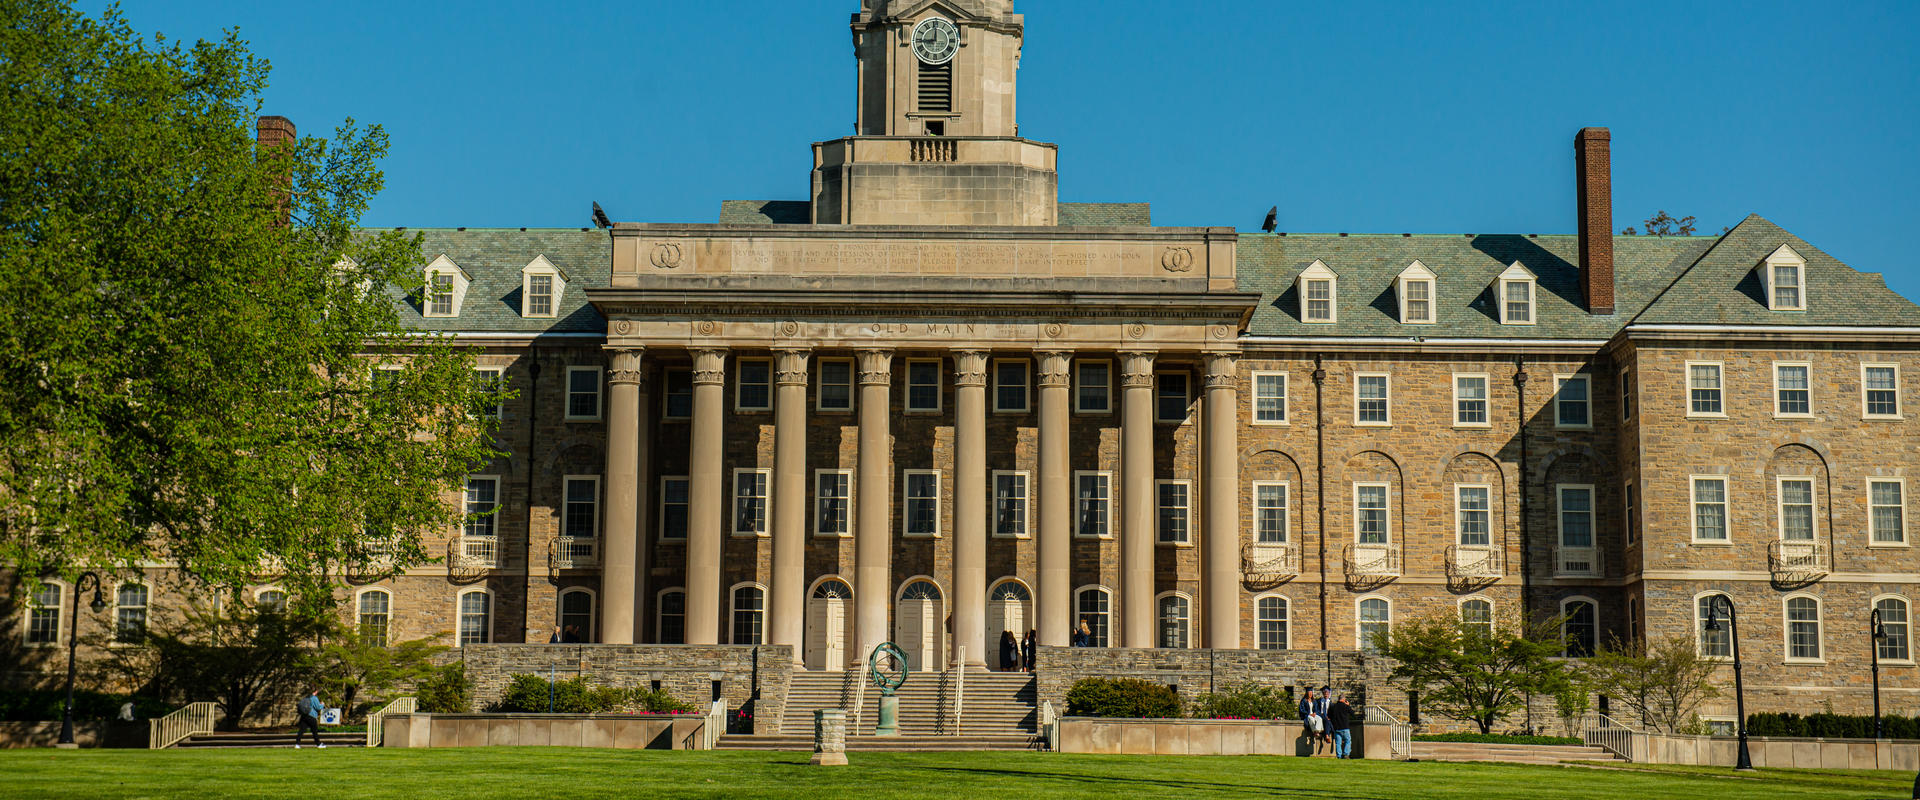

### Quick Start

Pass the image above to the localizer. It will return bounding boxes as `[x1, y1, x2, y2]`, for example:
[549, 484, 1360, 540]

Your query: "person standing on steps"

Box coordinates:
[1021, 629, 1037, 673]
[1328, 693, 1354, 759]
[1071, 619, 1091, 648]
[999, 630, 1019, 671]
[294, 688, 326, 749]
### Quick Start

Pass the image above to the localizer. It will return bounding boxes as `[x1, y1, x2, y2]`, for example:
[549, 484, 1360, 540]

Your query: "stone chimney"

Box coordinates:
[1576, 127, 1614, 315]
[257, 116, 296, 225]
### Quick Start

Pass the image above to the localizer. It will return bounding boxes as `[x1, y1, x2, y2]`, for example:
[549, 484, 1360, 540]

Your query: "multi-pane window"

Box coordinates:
[736, 358, 772, 411]
[458, 591, 491, 646]
[565, 367, 602, 419]
[1157, 481, 1191, 544]
[563, 477, 599, 539]
[1692, 477, 1728, 541]
[1077, 588, 1112, 647]
[817, 359, 853, 411]
[1555, 375, 1590, 427]
[1252, 372, 1288, 424]
[1778, 478, 1815, 541]
[1563, 600, 1597, 657]
[473, 368, 503, 418]
[559, 590, 593, 641]
[994, 360, 1030, 412]
[731, 585, 766, 645]
[657, 590, 687, 644]
[1461, 598, 1494, 639]
[1872, 480, 1907, 544]
[1503, 280, 1533, 323]
[1075, 472, 1111, 538]
[734, 469, 770, 536]
[1156, 372, 1190, 422]
[1257, 596, 1289, 650]
[1624, 481, 1638, 546]
[1456, 486, 1491, 547]
[660, 476, 690, 541]
[1865, 365, 1901, 417]
[257, 590, 288, 614]
[816, 471, 852, 537]
[1358, 598, 1390, 653]
[428, 273, 454, 316]
[1355, 374, 1390, 425]
[1558, 486, 1594, 549]
[1254, 482, 1288, 544]
[1772, 263, 1803, 310]
[1620, 368, 1633, 420]
[1355, 484, 1390, 544]
[1775, 364, 1811, 416]
[1698, 595, 1732, 658]
[1454, 374, 1488, 426]
[1688, 363, 1724, 415]
[1075, 361, 1111, 413]
[1157, 595, 1191, 649]
[1786, 596, 1822, 661]
[903, 470, 940, 537]
[1878, 598, 1911, 661]
[358, 590, 390, 647]
[994, 472, 1030, 538]
[526, 273, 554, 316]
[906, 359, 941, 412]
[1304, 278, 1334, 322]
[1403, 279, 1433, 323]
[464, 477, 498, 538]
[27, 582, 60, 645]
[663, 369, 693, 419]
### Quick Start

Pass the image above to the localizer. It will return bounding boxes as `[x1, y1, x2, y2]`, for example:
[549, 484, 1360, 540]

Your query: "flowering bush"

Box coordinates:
[1188, 684, 1296, 721]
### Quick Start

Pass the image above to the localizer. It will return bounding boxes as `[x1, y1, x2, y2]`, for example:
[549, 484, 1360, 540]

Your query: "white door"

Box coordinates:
[806, 579, 852, 671]
[895, 580, 944, 672]
[986, 581, 1032, 669]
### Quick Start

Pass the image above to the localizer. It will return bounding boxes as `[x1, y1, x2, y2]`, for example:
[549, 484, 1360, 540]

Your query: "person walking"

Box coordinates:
[1297, 688, 1321, 753]
[1021, 629, 1038, 673]
[999, 630, 1019, 671]
[294, 688, 326, 749]
[1328, 694, 1354, 759]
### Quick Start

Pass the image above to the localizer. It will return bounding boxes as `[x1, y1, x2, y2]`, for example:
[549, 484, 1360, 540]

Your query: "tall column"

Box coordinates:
[1036, 350, 1073, 647]
[686, 347, 728, 645]
[854, 348, 894, 659]
[770, 348, 811, 662]
[1118, 350, 1157, 648]
[952, 350, 989, 665]
[1203, 353, 1242, 649]
[601, 346, 646, 644]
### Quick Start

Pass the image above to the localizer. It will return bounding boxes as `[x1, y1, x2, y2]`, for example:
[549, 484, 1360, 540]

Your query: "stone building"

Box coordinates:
[14, 0, 1920, 729]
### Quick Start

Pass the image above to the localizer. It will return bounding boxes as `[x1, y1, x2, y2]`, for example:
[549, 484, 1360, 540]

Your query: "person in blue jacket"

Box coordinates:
[294, 688, 326, 749]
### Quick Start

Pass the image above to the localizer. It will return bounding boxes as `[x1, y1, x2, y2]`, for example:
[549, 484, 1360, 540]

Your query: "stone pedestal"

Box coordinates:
[874, 695, 900, 737]
[811, 708, 847, 766]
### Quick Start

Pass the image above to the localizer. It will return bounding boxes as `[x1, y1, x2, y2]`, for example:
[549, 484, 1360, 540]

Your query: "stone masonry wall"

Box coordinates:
[459, 644, 791, 734]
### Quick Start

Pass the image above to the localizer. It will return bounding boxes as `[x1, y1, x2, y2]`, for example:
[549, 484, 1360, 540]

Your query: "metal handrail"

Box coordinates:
[1040, 700, 1058, 751]
[700, 698, 728, 750]
[1579, 713, 1639, 760]
[366, 696, 416, 747]
[149, 701, 218, 749]
[849, 663, 869, 734]
[1365, 704, 1411, 760]
[951, 645, 966, 736]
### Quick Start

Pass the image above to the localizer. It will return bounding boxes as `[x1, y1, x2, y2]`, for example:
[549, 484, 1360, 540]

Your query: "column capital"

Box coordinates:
[773, 347, 812, 386]
[605, 346, 646, 387]
[952, 350, 989, 387]
[1118, 350, 1157, 387]
[1036, 350, 1073, 388]
[1203, 352, 1239, 389]
[856, 348, 894, 385]
[691, 347, 729, 386]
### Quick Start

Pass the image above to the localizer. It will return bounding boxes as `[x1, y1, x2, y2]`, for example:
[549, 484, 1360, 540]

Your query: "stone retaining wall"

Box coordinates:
[1613, 731, 1920, 770]
[381, 713, 704, 749]
[0, 721, 145, 749]
[1035, 646, 1396, 711]
[458, 644, 792, 734]
[1058, 716, 1388, 759]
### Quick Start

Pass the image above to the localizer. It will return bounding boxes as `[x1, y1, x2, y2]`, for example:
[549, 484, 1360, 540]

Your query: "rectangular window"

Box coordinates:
[1354, 483, 1390, 544]
[526, 274, 554, 316]
[1774, 363, 1811, 416]
[1075, 361, 1112, 413]
[1252, 372, 1288, 424]
[1253, 482, 1289, 544]
[1156, 372, 1190, 423]
[815, 471, 852, 537]
[27, 582, 60, 645]
[1456, 485, 1491, 547]
[1257, 597, 1288, 650]
[1624, 480, 1638, 546]
[663, 369, 693, 419]
[473, 368, 503, 419]
[660, 476, 690, 541]
[357, 591, 390, 648]
[906, 359, 942, 412]
[817, 359, 854, 412]
[1787, 597, 1822, 661]
[993, 359, 1030, 413]
[565, 366, 602, 420]
[1558, 486, 1594, 548]
[429, 273, 454, 316]
[903, 470, 940, 537]
[1872, 479, 1907, 544]
[1157, 480, 1191, 544]
[733, 469, 770, 536]
[114, 584, 148, 644]
[1453, 374, 1489, 427]
[1620, 368, 1634, 421]
[1688, 362, 1724, 416]
[1075, 471, 1112, 538]
[1773, 264, 1803, 310]
[464, 476, 499, 539]
[1355, 373, 1390, 426]
[993, 471, 1030, 538]
[1304, 279, 1333, 322]
[563, 476, 599, 539]
[1403, 279, 1433, 323]
[1879, 599, 1911, 661]
[1555, 375, 1591, 428]
[1692, 477, 1729, 542]
[1865, 364, 1901, 418]
[1778, 478, 1815, 541]
[1504, 281, 1533, 323]
[735, 358, 772, 412]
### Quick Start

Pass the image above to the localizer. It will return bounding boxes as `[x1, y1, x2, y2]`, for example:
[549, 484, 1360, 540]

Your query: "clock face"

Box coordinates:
[910, 18, 959, 65]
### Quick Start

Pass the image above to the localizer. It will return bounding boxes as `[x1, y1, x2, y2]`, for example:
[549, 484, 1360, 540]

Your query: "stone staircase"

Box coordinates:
[773, 668, 1036, 738]
[1409, 740, 1626, 765]
[171, 731, 366, 749]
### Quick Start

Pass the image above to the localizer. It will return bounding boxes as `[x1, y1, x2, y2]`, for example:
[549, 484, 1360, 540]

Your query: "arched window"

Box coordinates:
[26, 581, 62, 645]
[899, 580, 942, 601]
[1460, 598, 1493, 639]
[1785, 595, 1822, 662]
[990, 581, 1030, 603]
[731, 584, 766, 645]
[813, 579, 852, 599]
[1562, 598, 1597, 657]
[114, 584, 148, 644]
[1256, 596, 1288, 650]
[1877, 597, 1911, 662]
[1157, 593, 1191, 649]
[1696, 594, 1732, 658]
[657, 588, 686, 644]
[1357, 597, 1390, 653]
[559, 589, 595, 642]
[256, 589, 288, 614]
[458, 590, 492, 646]
[1075, 586, 1112, 647]
[357, 589, 391, 647]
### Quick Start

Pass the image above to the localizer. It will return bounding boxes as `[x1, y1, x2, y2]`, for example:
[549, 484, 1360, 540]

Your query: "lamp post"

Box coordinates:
[1872, 608, 1887, 741]
[57, 572, 109, 748]
[1704, 596, 1753, 771]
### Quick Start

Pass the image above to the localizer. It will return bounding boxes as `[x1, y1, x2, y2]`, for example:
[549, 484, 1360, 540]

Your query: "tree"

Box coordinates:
[1583, 633, 1722, 733]
[102, 599, 331, 730]
[317, 629, 449, 720]
[1621, 210, 1698, 236]
[0, 1, 504, 600]
[1377, 610, 1575, 734]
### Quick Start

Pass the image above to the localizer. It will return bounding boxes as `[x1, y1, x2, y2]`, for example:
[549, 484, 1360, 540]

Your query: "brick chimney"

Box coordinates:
[257, 116, 296, 225]
[1576, 127, 1614, 315]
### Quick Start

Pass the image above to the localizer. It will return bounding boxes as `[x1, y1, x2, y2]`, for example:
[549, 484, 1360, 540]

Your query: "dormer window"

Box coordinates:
[1762, 245, 1806, 311]
[422, 255, 472, 318]
[1297, 260, 1338, 323]
[429, 274, 454, 315]
[1496, 261, 1537, 325]
[1395, 260, 1437, 324]
[520, 255, 568, 319]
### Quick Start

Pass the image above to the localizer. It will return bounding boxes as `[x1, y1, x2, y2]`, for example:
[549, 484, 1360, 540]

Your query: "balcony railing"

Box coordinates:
[450, 536, 498, 579]
[550, 536, 599, 570]
[1343, 543, 1401, 583]
[909, 137, 957, 163]
[1555, 545, 1601, 578]
[1445, 545, 1504, 581]
[1769, 540, 1829, 583]
[1241, 542, 1299, 582]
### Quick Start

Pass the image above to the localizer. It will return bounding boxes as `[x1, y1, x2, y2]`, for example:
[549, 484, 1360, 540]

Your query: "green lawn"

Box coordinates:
[0, 748, 1911, 799]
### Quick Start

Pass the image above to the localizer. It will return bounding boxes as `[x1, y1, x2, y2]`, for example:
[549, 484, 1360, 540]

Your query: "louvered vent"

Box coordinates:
[917, 62, 951, 113]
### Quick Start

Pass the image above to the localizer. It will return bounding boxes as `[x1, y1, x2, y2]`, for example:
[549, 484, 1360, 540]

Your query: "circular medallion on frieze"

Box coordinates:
[613, 320, 631, 335]
[695, 320, 719, 336]
[1161, 247, 1195, 273]
[1212, 325, 1231, 339]
[650, 242, 683, 269]
[779, 320, 800, 337]
[1127, 323, 1147, 340]
[1044, 323, 1064, 339]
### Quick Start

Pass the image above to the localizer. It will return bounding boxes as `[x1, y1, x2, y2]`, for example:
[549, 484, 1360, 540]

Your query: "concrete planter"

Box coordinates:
[1057, 717, 1383, 758]
[380, 713, 706, 750]
[1625, 731, 1920, 770]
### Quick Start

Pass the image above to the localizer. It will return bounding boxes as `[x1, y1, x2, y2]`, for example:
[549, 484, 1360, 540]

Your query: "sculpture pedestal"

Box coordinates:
[874, 695, 900, 736]
[811, 708, 847, 766]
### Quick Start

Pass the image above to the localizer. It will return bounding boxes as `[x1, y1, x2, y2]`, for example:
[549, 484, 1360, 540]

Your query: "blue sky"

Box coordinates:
[96, 1, 1920, 297]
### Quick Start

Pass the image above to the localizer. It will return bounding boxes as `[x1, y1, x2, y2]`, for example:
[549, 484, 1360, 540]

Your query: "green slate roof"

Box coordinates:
[382, 228, 611, 334]
[1633, 214, 1920, 326]
[1057, 202, 1151, 226]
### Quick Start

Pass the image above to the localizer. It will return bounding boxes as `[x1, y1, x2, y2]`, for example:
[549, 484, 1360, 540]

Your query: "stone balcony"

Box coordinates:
[550, 536, 599, 571]
[1555, 545, 1602, 578]
[1445, 545, 1504, 583]
[1241, 542, 1299, 584]
[450, 536, 499, 579]
[1343, 543, 1401, 586]
[1769, 540, 1829, 586]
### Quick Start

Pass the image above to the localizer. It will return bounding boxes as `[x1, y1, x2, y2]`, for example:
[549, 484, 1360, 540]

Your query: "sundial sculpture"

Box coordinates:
[867, 641, 909, 736]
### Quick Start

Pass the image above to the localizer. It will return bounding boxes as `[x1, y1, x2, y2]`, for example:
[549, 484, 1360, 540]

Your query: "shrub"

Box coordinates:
[0, 689, 172, 722]
[621, 687, 696, 715]
[1412, 732, 1583, 746]
[415, 663, 471, 714]
[1188, 683, 1296, 720]
[492, 674, 626, 713]
[1064, 677, 1182, 719]
[1746, 712, 1920, 740]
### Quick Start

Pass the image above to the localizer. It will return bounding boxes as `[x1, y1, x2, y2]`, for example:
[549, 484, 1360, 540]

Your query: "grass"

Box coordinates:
[0, 748, 1911, 799]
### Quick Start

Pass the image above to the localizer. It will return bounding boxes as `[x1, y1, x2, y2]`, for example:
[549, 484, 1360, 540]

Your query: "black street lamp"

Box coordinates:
[1872, 608, 1888, 740]
[1703, 596, 1753, 772]
[57, 572, 109, 748]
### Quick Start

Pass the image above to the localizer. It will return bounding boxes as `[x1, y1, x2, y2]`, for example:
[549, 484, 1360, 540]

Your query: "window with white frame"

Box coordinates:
[1461, 598, 1494, 639]
[1562, 598, 1597, 657]
[1865, 364, 1901, 418]
[1157, 480, 1191, 544]
[656, 589, 686, 644]
[1496, 261, 1537, 325]
[563, 475, 599, 540]
[1620, 367, 1634, 421]
[1252, 372, 1288, 424]
[1456, 485, 1491, 547]
[1396, 260, 1436, 324]
[735, 358, 772, 411]
[1688, 362, 1724, 416]
[428, 272, 455, 316]
[731, 585, 766, 645]
[1786, 595, 1822, 661]
[816, 471, 852, 537]
[1156, 372, 1190, 423]
[993, 471, 1030, 538]
[1453, 374, 1489, 426]
[423, 255, 468, 317]
[458, 590, 491, 646]
[1774, 363, 1811, 417]
[1692, 477, 1728, 542]
[1872, 479, 1907, 544]
[26, 582, 60, 645]
[1877, 597, 1911, 661]
[1157, 594, 1191, 649]
[1355, 373, 1390, 425]
[1558, 485, 1595, 562]
[1762, 245, 1807, 311]
[559, 589, 593, 641]
[993, 359, 1030, 413]
[903, 470, 940, 537]
[1075, 472, 1111, 538]
[660, 476, 690, 541]
[565, 366, 602, 420]
[906, 359, 941, 412]
[817, 359, 854, 411]
[663, 369, 693, 419]
[473, 368, 503, 419]
[733, 469, 770, 536]
[1298, 261, 1337, 322]
[1555, 375, 1591, 428]
[256, 589, 287, 614]
[1778, 478, 1815, 541]
[1354, 483, 1390, 544]
[1253, 482, 1289, 544]
[1257, 596, 1289, 650]
[1358, 597, 1390, 653]
[357, 590, 390, 647]
[1698, 594, 1732, 658]
[521, 256, 565, 318]
[1075, 360, 1111, 413]
[1076, 587, 1112, 647]
[464, 476, 499, 539]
